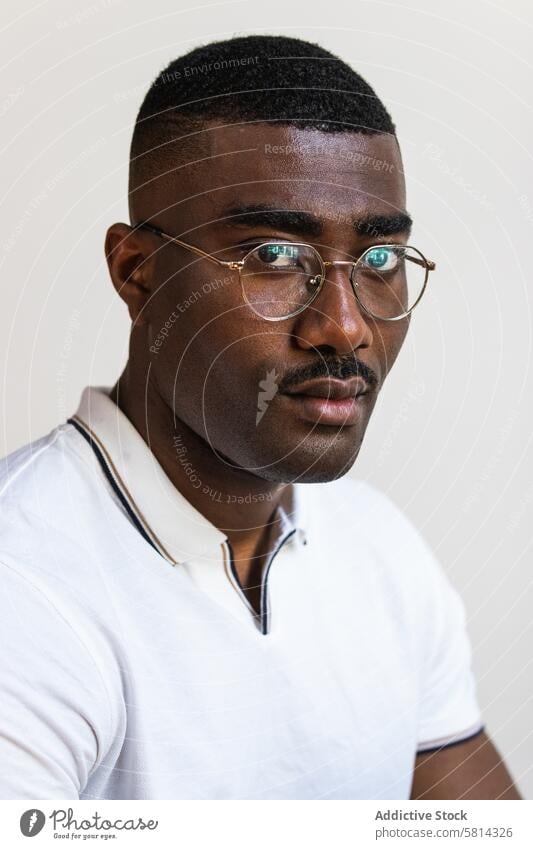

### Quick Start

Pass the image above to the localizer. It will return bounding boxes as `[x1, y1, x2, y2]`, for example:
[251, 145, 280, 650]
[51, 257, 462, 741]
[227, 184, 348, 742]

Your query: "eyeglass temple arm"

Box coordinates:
[408, 255, 436, 271]
[133, 222, 242, 270]
[134, 224, 436, 273]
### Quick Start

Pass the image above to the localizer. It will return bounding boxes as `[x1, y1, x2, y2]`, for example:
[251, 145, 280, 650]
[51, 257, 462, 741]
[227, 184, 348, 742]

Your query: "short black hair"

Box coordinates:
[129, 35, 396, 203]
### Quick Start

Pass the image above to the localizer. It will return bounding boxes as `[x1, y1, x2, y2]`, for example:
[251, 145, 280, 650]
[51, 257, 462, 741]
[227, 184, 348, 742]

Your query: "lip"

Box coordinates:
[282, 377, 369, 426]
[283, 377, 369, 400]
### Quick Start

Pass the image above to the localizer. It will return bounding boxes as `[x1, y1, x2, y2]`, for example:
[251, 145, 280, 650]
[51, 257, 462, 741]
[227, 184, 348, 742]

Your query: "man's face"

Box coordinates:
[138, 123, 410, 483]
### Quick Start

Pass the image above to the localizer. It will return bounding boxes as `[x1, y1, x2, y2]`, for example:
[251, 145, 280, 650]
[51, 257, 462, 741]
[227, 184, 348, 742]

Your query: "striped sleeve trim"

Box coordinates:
[416, 722, 485, 754]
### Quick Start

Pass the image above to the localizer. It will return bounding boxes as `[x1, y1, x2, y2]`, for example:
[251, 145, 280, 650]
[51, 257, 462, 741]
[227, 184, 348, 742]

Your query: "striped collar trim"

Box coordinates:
[69, 386, 307, 566]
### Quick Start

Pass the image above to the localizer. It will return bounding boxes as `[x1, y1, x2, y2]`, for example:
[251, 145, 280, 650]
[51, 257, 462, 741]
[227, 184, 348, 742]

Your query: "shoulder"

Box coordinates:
[0, 422, 123, 631]
[0, 421, 115, 564]
[0, 422, 95, 513]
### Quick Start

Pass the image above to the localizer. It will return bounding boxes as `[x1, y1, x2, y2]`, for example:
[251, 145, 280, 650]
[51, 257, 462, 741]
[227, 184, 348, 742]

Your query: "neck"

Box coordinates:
[109, 359, 292, 602]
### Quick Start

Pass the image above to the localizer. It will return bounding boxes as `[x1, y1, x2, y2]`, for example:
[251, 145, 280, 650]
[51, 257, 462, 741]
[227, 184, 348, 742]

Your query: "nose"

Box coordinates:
[291, 263, 374, 356]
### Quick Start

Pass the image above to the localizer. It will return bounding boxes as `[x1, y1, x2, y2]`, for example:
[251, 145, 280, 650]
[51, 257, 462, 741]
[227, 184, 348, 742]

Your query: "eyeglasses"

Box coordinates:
[133, 221, 436, 322]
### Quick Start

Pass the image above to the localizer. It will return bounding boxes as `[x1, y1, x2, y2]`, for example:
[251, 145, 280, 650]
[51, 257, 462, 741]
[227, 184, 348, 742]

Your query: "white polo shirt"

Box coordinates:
[0, 386, 484, 800]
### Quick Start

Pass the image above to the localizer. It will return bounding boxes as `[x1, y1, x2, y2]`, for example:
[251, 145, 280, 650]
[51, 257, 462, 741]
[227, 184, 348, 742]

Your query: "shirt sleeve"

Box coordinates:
[416, 557, 485, 752]
[0, 561, 114, 799]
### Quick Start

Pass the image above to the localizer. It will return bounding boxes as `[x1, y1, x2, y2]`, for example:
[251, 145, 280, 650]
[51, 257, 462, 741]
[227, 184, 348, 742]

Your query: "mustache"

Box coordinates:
[278, 354, 378, 393]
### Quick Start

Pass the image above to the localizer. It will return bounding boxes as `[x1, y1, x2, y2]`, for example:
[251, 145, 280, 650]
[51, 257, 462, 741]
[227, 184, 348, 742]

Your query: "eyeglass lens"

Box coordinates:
[240, 242, 427, 320]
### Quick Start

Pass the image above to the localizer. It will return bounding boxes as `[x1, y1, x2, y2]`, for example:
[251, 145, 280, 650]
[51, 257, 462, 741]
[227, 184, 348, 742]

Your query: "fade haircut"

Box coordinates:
[129, 34, 396, 211]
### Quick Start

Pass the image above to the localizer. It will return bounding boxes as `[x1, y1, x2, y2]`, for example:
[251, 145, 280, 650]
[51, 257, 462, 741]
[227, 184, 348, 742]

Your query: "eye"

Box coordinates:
[256, 243, 301, 267]
[362, 246, 403, 272]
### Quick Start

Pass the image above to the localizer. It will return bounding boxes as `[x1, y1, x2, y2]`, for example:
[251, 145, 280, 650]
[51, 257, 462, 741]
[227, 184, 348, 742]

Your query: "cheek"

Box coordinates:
[189, 337, 281, 442]
[375, 317, 410, 376]
[152, 260, 236, 316]
[146, 265, 239, 362]
[148, 279, 283, 432]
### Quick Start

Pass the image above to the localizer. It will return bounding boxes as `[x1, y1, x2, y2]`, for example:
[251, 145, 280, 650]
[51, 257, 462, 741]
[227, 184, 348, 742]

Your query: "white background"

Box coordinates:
[0, 0, 531, 798]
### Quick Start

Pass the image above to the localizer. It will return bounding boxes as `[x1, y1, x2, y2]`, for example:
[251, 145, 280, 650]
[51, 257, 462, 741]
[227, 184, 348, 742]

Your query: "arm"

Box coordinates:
[411, 730, 521, 800]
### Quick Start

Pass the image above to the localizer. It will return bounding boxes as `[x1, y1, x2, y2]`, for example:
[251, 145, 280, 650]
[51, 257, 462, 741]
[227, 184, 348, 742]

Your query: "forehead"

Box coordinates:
[145, 123, 406, 229]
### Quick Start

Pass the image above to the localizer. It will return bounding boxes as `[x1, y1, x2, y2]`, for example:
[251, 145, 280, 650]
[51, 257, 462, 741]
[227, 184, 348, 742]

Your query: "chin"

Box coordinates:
[250, 439, 362, 484]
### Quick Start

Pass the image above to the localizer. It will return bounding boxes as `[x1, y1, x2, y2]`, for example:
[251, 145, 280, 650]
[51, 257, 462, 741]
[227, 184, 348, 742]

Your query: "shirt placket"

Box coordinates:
[183, 506, 298, 636]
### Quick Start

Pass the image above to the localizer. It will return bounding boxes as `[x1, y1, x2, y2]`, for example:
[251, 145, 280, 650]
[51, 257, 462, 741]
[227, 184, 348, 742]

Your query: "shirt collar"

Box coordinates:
[70, 386, 307, 565]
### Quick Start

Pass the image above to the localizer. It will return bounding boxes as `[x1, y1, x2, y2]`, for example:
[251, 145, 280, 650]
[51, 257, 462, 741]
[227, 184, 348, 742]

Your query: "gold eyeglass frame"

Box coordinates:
[133, 221, 436, 322]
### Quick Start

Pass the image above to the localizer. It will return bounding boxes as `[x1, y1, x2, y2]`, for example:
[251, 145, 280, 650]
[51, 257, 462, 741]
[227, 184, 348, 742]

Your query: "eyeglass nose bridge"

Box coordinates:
[312, 258, 365, 303]
[310, 258, 356, 285]
[323, 259, 358, 274]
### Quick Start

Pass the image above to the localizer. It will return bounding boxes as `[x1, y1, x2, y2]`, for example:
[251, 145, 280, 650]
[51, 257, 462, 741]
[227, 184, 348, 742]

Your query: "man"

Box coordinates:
[0, 35, 521, 800]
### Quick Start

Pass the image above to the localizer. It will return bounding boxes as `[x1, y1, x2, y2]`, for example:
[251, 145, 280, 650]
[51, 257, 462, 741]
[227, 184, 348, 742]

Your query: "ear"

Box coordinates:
[104, 223, 157, 327]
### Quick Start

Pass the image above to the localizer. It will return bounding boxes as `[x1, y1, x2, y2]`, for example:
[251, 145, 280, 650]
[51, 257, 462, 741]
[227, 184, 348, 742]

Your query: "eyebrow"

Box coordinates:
[222, 204, 322, 238]
[355, 213, 413, 238]
[220, 204, 413, 239]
